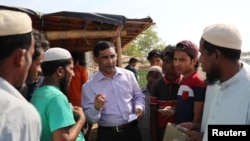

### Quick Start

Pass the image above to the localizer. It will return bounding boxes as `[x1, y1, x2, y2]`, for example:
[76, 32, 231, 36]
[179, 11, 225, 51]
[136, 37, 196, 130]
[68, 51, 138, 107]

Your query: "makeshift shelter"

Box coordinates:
[0, 5, 154, 67]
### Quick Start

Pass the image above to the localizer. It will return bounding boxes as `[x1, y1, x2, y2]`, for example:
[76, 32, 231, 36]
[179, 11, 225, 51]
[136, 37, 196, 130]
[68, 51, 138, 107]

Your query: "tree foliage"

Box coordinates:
[123, 25, 166, 58]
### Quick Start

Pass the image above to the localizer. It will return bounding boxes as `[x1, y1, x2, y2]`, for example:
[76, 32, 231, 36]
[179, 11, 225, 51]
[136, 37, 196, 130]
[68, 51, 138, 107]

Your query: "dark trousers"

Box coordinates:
[83, 122, 93, 141]
[97, 125, 142, 141]
[157, 128, 165, 141]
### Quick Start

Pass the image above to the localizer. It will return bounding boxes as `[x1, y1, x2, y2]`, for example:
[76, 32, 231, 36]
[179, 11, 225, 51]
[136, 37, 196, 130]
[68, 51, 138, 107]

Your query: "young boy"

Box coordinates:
[173, 40, 206, 125]
[147, 49, 163, 67]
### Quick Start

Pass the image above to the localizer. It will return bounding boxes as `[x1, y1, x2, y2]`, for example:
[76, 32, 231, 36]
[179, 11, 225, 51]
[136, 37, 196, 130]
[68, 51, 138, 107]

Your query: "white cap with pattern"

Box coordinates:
[44, 47, 72, 62]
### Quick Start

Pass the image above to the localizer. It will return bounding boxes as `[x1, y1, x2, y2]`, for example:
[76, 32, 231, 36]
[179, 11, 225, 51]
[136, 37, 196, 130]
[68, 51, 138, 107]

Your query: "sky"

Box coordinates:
[1, 0, 250, 52]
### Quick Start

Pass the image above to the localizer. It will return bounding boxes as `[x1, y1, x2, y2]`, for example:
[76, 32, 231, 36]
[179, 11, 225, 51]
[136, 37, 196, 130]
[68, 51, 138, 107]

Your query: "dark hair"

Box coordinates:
[129, 57, 138, 64]
[32, 29, 50, 60]
[162, 45, 176, 59]
[71, 52, 79, 61]
[202, 38, 241, 60]
[93, 41, 115, 57]
[41, 40, 50, 51]
[147, 49, 162, 61]
[0, 33, 32, 61]
[41, 59, 73, 76]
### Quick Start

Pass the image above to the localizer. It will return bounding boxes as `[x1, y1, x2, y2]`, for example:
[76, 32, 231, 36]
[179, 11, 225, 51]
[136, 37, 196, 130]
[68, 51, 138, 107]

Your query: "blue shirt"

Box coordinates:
[82, 67, 145, 126]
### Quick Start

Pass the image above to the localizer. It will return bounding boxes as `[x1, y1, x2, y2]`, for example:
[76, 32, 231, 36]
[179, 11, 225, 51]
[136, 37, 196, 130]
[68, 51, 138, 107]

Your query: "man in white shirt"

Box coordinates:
[0, 9, 41, 141]
[180, 23, 250, 141]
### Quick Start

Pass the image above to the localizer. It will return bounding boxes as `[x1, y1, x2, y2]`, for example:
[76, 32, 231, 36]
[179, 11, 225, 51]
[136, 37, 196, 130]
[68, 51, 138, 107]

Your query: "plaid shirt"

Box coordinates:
[138, 86, 151, 141]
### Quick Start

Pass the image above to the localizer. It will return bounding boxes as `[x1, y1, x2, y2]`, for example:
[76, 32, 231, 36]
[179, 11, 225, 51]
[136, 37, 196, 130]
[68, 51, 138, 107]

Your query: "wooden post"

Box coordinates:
[115, 26, 123, 67]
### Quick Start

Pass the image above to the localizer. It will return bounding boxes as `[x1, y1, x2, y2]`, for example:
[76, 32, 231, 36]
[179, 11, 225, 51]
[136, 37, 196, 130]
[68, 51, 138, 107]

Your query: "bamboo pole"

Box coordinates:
[44, 30, 127, 40]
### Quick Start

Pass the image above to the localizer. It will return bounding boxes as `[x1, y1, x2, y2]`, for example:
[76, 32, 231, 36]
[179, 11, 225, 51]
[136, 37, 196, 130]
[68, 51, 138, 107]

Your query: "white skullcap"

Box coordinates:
[148, 66, 162, 74]
[0, 10, 32, 36]
[202, 23, 242, 50]
[44, 47, 72, 62]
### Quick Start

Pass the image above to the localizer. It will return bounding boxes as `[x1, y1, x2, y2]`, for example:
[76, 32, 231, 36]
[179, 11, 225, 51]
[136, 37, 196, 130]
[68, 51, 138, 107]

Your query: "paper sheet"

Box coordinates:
[163, 123, 190, 141]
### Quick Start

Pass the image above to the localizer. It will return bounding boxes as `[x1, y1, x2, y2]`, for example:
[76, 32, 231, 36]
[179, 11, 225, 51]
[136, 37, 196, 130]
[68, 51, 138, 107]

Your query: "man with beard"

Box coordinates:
[0, 10, 41, 141]
[179, 24, 250, 141]
[139, 65, 162, 141]
[30, 47, 86, 141]
[82, 41, 145, 141]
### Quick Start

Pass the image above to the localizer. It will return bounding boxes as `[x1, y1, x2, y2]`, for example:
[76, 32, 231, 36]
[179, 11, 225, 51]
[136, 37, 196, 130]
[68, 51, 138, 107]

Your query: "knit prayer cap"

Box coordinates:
[148, 66, 162, 74]
[44, 47, 72, 62]
[202, 23, 242, 50]
[0, 10, 32, 36]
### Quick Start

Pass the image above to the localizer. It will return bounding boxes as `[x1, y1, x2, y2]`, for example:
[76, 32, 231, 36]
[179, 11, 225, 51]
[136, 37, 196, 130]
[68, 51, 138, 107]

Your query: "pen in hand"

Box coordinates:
[95, 93, 108, 102]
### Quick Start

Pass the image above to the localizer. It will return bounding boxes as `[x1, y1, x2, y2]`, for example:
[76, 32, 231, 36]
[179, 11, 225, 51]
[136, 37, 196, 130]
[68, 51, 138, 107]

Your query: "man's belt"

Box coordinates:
[98, 119, 138, 132]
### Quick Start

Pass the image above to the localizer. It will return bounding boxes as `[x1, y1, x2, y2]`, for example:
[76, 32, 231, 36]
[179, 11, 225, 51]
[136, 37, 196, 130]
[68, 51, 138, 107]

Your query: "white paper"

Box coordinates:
[128, 114, 138, 122]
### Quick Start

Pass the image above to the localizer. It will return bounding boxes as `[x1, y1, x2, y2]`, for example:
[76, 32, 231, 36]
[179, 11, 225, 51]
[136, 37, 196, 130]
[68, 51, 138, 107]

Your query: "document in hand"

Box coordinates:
[128, 114, 138, 122]
[163, 123, 189, 141]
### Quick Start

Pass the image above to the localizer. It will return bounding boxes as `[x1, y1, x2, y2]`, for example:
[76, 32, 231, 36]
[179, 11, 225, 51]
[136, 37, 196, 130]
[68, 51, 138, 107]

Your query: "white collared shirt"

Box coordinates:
[202, 62, 250, 141]
[0, 77, 41, 141]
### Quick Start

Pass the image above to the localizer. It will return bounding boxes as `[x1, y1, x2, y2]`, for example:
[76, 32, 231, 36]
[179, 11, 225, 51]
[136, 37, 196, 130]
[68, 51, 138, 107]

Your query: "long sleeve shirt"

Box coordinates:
[82, 67, 145, 126]
[202, 62, 250, 141]
[0, 77, 41, 141]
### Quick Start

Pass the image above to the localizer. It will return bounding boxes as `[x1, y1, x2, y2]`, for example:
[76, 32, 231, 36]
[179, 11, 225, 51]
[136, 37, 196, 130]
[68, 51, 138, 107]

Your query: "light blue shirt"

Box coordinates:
[82, 67, 145, 126]
[202, 62, 250, 141]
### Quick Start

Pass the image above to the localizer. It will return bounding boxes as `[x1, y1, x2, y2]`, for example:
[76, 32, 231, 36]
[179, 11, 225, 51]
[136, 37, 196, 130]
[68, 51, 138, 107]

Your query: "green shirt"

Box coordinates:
[31, 85, 84, 141]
